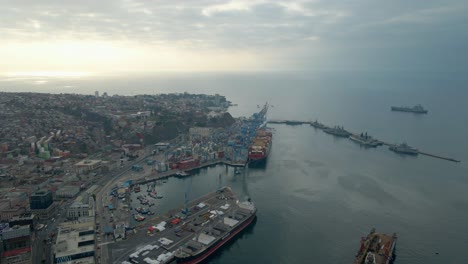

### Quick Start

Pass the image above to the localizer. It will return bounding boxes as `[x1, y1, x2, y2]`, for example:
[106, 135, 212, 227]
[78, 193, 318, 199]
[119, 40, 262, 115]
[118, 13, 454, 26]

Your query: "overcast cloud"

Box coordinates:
[1, 0, 467, 73]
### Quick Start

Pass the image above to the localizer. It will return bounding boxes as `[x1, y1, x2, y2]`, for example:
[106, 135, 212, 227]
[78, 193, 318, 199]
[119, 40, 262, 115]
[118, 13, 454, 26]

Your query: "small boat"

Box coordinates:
[134, 214, 145, 222]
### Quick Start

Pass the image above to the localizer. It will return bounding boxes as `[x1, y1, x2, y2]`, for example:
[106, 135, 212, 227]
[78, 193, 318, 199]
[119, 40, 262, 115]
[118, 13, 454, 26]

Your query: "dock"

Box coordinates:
[268, 119, 311, 125]
[268, 119, 461, 163]
[133, 159, 247, 185]
[110, 187, 256, 264]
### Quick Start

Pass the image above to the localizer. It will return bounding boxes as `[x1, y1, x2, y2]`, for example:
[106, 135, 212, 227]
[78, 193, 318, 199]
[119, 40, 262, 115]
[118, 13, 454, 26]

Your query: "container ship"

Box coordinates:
[354, 228, 397, 264]
[391, 104, 428, 114]
[248, 129, 272, 166]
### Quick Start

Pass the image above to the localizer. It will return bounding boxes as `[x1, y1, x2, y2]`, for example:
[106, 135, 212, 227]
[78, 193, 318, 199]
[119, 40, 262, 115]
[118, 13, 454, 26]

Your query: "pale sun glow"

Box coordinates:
[0, 40, 268, 73]
[4, 71, 92, 77]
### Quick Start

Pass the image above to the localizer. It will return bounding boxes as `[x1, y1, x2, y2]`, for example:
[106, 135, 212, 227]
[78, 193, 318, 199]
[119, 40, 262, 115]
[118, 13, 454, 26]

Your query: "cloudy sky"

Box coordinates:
[1, 0, 467, 74]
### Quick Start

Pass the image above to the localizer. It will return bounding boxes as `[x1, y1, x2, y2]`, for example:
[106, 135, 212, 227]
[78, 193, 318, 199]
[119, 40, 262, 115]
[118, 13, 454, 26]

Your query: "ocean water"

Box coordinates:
[2, 71, 468, 263]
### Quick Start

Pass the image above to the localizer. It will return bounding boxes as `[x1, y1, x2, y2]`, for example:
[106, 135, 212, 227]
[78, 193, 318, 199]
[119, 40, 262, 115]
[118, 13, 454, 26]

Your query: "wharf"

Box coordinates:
[268, 119, 310, 125]
[110, 187, 251, 264]
[134, 159, 247, 185]
[269, 119, 461, 163]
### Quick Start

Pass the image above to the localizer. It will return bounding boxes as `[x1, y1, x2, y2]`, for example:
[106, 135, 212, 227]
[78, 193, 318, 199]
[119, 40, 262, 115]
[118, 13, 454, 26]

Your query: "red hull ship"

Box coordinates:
[248, 129, 272, 166]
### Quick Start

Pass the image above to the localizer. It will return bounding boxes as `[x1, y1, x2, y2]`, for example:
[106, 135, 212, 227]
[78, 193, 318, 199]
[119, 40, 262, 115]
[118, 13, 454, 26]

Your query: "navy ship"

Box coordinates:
[323, 126, 351, 137]
[354, 228, 397, 264]
[391, 104, 428, 114]
[389, 142, 418, 155]
[310, 120, 327, 129]
[349, 132, 382, 147]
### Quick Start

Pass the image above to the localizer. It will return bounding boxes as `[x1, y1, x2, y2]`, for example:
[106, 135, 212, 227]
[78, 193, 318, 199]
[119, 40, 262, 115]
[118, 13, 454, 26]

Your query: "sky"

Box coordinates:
[1, 0, 467, 74]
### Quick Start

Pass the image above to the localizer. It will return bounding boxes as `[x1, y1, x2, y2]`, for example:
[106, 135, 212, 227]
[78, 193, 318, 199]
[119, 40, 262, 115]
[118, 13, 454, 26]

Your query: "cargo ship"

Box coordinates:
[248, 129, 272, 166]
[391, 104, 428, 114]
[389, 142, 418, 155]
[174, 189, 257, 264]
[354, 228, 397, 264]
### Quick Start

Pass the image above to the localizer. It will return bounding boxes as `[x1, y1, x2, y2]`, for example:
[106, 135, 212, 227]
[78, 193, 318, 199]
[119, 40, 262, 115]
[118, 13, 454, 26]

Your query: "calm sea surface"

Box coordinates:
[2, 71, 468, 263]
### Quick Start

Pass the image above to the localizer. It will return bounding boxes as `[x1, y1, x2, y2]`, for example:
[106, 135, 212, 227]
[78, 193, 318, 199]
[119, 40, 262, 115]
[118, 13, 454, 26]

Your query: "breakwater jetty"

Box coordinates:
[268, 119, 461, 163]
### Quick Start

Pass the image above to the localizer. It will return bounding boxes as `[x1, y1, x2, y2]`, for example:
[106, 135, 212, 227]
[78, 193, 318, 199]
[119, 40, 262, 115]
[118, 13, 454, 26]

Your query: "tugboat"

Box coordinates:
[354, 228, 397, 264]
[349, 132, 382, 147]
[323, 126, 351, 137]
[389, 142, 418, 155]
[310, 120, 327, 129]
[391, 104, 428, 114]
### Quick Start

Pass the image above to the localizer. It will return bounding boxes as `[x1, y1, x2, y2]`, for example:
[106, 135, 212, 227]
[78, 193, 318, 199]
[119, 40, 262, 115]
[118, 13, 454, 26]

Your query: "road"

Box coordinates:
[95, 146, 159, 264]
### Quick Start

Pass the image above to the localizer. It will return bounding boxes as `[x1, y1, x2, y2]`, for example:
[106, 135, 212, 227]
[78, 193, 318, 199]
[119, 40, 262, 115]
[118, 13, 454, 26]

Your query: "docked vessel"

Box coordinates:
[391, 104, 428, 114]
[134, 185, 141, 193]
[389, 143, 418, 155]
[121, 188, 257, 264]
[354, 228, 397, 264]
[349, 132, 382, 147]
[323, 126, 351, 137]
[248, 129, 272, 166]
[310, 120, 327, 129]
[133, 213, 146, 222]
[174, 189, 257, 264]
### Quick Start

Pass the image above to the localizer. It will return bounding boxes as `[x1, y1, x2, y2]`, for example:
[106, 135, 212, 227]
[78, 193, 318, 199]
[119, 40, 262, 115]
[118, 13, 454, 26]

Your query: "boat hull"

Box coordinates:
[391, 107, 428, 114]
[248, 156, 267, 167]
[176, 213, 257, 264]
[323, 130, 350, 137]
[349, 136, 380, 147]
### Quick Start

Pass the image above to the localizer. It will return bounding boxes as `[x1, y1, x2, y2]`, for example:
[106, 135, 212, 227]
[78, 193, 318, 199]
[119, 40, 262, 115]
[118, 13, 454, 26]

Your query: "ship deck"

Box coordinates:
[110, 187, 248, 264]
[354, 230, 396, 264]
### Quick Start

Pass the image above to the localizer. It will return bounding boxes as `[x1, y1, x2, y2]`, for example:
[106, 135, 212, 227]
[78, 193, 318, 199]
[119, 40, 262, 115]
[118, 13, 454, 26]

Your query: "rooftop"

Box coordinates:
[54, 217, 95, 261]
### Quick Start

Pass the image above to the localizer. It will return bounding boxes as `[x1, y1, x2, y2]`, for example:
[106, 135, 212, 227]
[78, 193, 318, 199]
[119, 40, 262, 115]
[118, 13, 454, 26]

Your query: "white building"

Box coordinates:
[66, 194, 95, 220]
